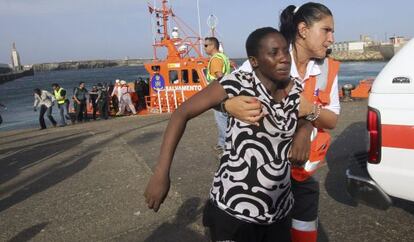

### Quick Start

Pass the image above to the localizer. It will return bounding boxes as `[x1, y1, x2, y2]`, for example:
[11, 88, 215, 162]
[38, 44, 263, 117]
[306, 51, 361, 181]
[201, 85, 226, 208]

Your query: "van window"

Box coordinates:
[169, 70, 179, 84]
[181, 70, 189, 84]
[192, 69, 200, 83]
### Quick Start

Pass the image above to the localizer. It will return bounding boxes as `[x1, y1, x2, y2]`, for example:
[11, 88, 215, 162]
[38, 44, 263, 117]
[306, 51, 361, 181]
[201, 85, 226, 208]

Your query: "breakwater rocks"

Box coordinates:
[33, 59, 151, 72]
[330, 51, 385, 62]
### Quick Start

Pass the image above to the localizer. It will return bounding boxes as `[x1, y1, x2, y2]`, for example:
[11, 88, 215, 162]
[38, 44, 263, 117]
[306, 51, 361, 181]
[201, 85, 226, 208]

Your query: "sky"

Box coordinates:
[1, 0, 413, 64]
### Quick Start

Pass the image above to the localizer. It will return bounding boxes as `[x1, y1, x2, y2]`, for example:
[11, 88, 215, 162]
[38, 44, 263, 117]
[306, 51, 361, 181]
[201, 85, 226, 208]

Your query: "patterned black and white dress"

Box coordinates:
[210, 70, 303, 224]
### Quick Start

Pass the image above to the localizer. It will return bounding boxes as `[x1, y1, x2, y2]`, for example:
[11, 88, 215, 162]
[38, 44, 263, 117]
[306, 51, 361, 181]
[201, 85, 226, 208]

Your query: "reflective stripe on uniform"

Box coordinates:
[310, 127, 318, 141]
[304, 160, 321, 172]
[206, 52, 231, 83]
[292, 218, 318, 231]
[315, 59, 329, 91]
[54, 88, 66, 105]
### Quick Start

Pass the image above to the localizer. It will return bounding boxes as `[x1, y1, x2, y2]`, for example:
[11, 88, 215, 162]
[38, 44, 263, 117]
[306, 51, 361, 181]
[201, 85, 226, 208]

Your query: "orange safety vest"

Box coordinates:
[291, 57, 340, 182]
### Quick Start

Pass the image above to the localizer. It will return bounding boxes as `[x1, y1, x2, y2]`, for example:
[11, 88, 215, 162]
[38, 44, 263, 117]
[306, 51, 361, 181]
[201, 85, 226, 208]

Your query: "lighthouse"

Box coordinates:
[10, 42, 22, 71]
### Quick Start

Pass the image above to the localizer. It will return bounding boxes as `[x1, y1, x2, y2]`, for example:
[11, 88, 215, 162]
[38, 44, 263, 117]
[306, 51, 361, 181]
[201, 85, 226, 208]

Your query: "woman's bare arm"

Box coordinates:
[144, 81, 227, 212]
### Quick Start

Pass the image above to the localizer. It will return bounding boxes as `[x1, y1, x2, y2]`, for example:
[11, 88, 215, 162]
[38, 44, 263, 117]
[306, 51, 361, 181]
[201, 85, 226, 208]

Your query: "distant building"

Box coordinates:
[332, 34, 384, 54]
[379, 36, 409, 59]
[10, 42, 22, 71]
[348, 42, 365, 53]
[360, 35, 372, 42]
[389, 36, 407, 46]
[331, 34, 410, 60]
[332, 41, 365, 53]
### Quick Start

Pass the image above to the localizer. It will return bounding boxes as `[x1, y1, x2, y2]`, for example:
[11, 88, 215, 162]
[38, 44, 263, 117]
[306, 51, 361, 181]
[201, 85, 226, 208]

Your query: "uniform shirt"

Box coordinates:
[209, 70, 302, 224]
[290, 58, 340, 114]
[237, 50, 340, 115]
[209, 57, 225, 79]
[97, 87, 108, 102]
[34, 90, 55, 108]
[74, 87, 88, 101]
[89, 90, 98, 103]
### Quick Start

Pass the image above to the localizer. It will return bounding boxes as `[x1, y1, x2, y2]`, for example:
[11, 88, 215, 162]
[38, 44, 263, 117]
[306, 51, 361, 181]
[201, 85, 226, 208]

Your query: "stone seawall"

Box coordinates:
[0, 69, 34, 85]
[33, 59, 150, 72]
[330, 51, 385, 62]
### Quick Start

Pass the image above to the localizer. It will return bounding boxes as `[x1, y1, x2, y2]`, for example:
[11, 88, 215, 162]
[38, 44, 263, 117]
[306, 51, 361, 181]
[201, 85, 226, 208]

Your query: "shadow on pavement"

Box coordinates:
[325, 121, 414, 216]
[392, 197, 414, 216]
[0, 126, 142, 214]
[0, 151, 99, 213]
[0, 129, 39, 139]
[129, 117, 170, 132]
[8, 222, 49, 242]
[0, 133, 93, 185]
[127, 131, 163, 146]
[0, 132, 52, 147]
[324, 121, 367, 206]
[0, 132, 88, 156]
[144, 197, 208, 242]
[318, 221, 329, 242]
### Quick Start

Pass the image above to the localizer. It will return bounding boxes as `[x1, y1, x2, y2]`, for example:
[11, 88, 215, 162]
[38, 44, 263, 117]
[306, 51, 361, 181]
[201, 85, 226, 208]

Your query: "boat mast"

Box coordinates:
[149, 0, 176, 60]
[196, 0, 203, 55]
[147, 0, 205, 60]
[161, 0, 170, 40]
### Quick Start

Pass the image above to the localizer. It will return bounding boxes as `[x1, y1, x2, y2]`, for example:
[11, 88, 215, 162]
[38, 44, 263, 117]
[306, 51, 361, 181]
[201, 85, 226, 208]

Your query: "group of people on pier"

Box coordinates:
[29, 2, 341, 241]
[32, 78, 149, 130]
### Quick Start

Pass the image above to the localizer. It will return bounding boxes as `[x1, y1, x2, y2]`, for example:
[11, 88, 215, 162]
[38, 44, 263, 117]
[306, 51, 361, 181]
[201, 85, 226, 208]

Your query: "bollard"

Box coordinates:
[342, 83, 355, 102]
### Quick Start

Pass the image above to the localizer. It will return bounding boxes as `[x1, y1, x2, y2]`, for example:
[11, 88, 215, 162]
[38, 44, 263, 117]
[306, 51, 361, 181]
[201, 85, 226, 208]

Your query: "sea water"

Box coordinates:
[0, 61, 387, 131]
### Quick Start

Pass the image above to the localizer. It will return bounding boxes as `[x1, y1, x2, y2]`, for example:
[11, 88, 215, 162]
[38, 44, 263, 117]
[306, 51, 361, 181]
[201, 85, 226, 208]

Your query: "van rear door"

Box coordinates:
[367, 39, 414, 202]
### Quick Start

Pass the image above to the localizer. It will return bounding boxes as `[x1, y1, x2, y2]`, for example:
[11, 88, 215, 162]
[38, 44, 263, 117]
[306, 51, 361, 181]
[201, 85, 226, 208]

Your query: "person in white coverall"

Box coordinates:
[116, 80, 136, 115]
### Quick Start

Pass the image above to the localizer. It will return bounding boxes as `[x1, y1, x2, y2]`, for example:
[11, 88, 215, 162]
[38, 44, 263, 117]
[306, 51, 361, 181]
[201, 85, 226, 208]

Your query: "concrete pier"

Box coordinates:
[1, 100, 413, 241]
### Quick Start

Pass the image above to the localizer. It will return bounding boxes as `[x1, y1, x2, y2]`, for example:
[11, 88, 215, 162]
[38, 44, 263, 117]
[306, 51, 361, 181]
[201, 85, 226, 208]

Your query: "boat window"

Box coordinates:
[202, 68, 208, 81]
[181, 70, 189, 84]
[151, 65, 161, 72]
[169, 70, 179, 84]
[192, 69, 200, 83]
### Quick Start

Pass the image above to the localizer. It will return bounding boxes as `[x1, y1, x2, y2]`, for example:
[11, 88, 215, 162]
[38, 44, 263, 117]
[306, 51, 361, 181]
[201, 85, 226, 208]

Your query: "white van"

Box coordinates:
[346, 38, 414, 209]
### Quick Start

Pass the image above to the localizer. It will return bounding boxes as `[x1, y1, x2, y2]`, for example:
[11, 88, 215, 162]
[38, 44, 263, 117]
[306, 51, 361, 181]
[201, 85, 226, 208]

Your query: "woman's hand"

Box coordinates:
[225, 96, 265, 126]
[289, 119, 313, 167]
[144, 168, 170, 212]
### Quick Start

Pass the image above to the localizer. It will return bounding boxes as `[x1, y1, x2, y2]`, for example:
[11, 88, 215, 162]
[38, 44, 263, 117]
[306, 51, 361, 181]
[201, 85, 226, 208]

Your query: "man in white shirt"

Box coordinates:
[33, 88, 57, 129]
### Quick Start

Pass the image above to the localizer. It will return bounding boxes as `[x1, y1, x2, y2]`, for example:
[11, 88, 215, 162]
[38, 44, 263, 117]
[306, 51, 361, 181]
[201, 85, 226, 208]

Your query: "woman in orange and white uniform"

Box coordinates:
[224, 3, 340, 242]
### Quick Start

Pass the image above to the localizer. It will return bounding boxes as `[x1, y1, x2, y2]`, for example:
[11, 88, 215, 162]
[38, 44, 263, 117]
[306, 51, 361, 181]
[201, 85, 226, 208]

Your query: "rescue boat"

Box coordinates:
[143, 0, 209, 114]
[339, 78, 374, 100]
[351, 78, 374, 98]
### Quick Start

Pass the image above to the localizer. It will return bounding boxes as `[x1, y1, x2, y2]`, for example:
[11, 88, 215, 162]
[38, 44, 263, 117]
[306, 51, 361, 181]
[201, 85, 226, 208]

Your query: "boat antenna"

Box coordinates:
[197, 0, 203, 55]
[149, 1, 156, 45]
[207, 14, 218, 37]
